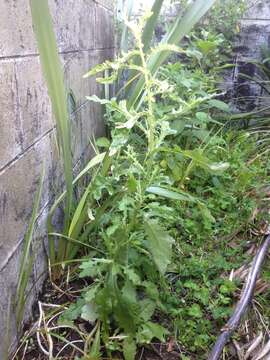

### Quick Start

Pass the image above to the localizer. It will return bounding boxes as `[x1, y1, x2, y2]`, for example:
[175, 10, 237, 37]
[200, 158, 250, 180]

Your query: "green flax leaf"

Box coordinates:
[30, 0, 73, 262]
[127, 0, 217, 109]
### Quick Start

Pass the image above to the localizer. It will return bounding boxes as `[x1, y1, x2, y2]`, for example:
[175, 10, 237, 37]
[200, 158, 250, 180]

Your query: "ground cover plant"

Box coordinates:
[13, 0, 270, 359]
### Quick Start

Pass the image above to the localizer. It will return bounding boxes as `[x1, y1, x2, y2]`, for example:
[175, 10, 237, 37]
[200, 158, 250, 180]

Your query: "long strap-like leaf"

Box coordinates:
[142, 0, 164, 53]
[123, 0, 164, 97]
[127, 0, 217, 110]
[120, 0, 134, 53]
[30, 0, 73, 241]
[16, 167, 45, 326]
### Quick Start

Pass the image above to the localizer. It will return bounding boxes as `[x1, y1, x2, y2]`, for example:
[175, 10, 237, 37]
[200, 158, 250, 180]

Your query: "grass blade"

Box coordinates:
[3, 294, 12, 360]
[16, 167, 45, 326]
[67, 152, 112, 257]
[47, 152, 107, 264]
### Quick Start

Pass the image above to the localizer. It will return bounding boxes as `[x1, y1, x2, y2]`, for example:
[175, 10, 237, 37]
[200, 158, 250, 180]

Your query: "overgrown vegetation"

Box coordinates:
[14, 0, 270, 359]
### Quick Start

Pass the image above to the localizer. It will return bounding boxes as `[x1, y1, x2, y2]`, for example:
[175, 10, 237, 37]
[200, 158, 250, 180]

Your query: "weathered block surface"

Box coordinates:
[0, 136, 52, 270]
[49, 0, 96, 51]
[16, 58, 53, 153]
[0, 0, 114, 355]
[244, 0, 270, 20]
[0, 58, 53, 171]
[95, 5, 115, 49]
[223, 1, 270, 111]
[1, 0, 100, 58]
[0, 246, 24, 353]
[0, 0, 35, 57]
[0, 61, 21, 170]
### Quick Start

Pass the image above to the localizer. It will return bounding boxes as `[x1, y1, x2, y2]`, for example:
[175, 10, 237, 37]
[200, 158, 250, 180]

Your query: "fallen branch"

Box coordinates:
[208, 235, 270, 360]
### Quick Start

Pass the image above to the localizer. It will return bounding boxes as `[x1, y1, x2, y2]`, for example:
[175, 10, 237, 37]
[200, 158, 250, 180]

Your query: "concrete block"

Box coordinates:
[238, 23, 270, 60]
[63, 51, 96, 105]
[0, 0, 96, 58]
[244, 0, 270, 20]
[0, 248, 20, 356]
[15, 57, 53, 152]
[0, 0, 36, 57]
[0, 135, 51, 270]
[95, 4, 115, 49]
[0, 61, 22, 170]
[0, 57, 54, 170]
[49, 0, 95, 52]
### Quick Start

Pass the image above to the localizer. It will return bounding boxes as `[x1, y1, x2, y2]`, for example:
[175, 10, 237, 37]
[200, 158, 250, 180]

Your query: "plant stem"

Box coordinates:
[137, 36, 155, 154]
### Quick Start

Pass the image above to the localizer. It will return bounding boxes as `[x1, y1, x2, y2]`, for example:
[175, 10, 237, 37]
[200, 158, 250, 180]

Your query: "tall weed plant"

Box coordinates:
[57, 12, 235, 358]
[29, 0, 218, 272]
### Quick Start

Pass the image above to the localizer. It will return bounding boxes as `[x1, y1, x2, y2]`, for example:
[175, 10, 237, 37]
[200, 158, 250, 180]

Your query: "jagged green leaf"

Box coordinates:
[123, 337, 137, 360]
[144, 220, 174, 275]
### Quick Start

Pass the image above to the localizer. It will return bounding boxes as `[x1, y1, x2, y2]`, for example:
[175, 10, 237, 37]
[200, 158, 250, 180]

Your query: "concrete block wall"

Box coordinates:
[224, 0, 270, 111]
[0, 0, 114, 354]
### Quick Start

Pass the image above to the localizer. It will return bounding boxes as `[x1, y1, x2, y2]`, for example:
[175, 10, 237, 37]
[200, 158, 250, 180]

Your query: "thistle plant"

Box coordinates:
[54, 15, 231, 358]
